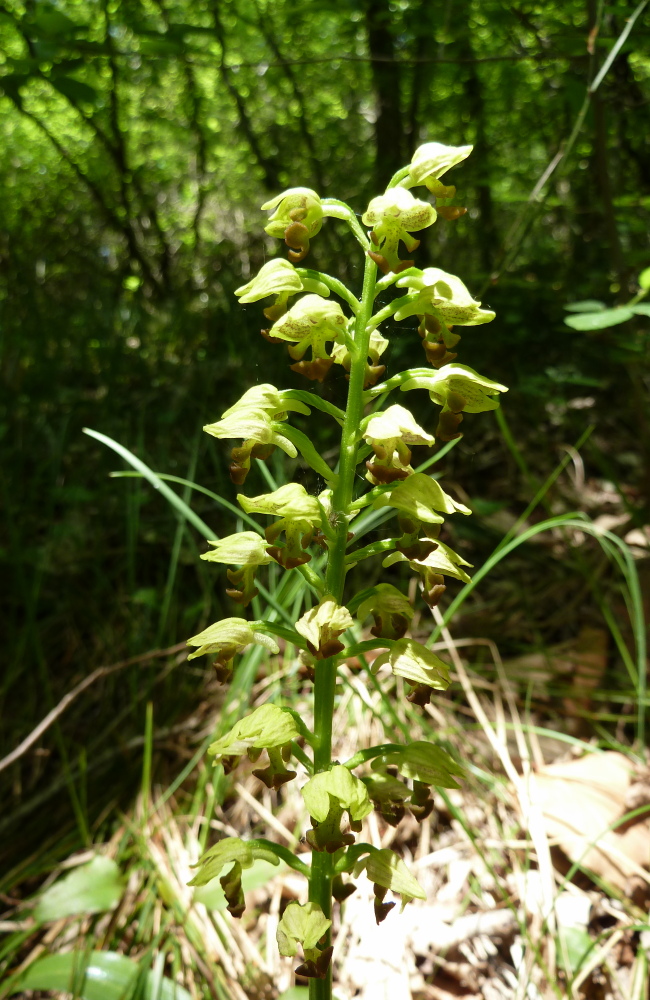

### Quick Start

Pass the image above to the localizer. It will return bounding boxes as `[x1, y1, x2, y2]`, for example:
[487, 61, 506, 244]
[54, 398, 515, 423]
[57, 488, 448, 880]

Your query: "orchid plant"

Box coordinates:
[186, 142, 507, 998]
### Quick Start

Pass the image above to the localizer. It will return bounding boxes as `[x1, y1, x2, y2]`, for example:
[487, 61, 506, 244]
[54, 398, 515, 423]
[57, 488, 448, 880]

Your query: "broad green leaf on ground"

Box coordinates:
[12, 951, 191, 1000]
[564, 300, 606, 313]
[34, 856, 124, 923]
[564, 307, 633, 330]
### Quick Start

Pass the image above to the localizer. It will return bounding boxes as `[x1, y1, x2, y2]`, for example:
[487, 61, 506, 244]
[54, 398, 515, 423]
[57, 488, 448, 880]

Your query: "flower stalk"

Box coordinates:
[183, 142, 508, 999]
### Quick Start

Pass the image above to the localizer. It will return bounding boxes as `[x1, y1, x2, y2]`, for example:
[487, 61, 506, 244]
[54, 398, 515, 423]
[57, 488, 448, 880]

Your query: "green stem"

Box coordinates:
[308, 253, 378, 1000]
[297, 268, 361, 314]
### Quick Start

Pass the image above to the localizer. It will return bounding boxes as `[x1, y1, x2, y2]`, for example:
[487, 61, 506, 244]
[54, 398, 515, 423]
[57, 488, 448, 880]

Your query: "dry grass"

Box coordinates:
[2, 615, 649, 1000]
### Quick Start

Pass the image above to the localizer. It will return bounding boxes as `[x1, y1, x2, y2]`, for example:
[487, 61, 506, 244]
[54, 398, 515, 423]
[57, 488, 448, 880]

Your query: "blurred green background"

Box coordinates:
[2, 0, 649, 866]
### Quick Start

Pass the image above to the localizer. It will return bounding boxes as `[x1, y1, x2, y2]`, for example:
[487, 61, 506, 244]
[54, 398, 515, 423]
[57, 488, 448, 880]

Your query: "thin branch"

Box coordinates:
[210, 0, 281, 191]
[0, 643, 187, 774]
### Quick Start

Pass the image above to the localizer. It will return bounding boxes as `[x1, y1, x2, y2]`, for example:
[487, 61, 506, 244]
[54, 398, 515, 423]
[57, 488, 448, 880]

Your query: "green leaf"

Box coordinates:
[13, 951, 191, 1000]
[631, 304, 650, 317]
[556, 926, 594, 974]
[564, 300, 606, 313]
[278, 990, 310, 1000]
[638, 268, 650, 291]
[564, 307, 634, 330]
[50, 75, 98, 105]
[34, 857, 124, 923]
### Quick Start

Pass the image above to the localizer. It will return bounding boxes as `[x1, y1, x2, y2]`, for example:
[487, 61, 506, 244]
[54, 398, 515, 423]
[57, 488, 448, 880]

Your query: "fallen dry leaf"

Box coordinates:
[530, 752, 650, 890]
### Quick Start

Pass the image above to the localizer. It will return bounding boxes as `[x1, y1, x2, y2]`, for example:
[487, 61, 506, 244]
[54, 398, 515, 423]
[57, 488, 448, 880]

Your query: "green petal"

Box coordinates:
[208, 704, 300, 758]
[276, 901, 332, 958]
[301, 765, 373, 823]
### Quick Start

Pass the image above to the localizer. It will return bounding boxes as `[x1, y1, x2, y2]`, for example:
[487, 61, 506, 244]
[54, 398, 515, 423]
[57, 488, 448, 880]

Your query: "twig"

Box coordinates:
[0, 643, 187, 774]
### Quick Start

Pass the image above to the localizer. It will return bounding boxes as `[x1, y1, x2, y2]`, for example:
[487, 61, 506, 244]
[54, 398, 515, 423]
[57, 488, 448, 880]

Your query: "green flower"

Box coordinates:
[356, 583, 414, 640]
[361, 771, 410, 826]
[208, 703, 301, 788]
[362, 188, 436, 274]
[302, 764, 373, 852]
[277, 902, 333, 979]
[332, 327, 388, 388]
[384, 539, 472, 608]
[186, 618, 279, 683]
[262, 187, 323, 262]
[204, 384, 310, 484]
[235, 259, 330, 321]
[188, 837, 279, 918]
[295, 597, 354, 659]
[373, 638, 450, 706]
[353, 848, 426, 922]
[201, 531, 272, 606]
[363, 404, 434, 485]
[406, 141, 473, 196]
[372, 740, 465, 788]
[400, 364, 508, 441]
[393, 267, 495, 367]
[238, 483, 323, 569]
[268, 294, 349, 383]
[395, 268, 495, 327]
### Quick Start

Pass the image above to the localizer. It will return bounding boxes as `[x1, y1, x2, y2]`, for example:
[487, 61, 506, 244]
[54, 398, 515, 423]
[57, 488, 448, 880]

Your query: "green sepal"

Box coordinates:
[208, 704, 301, 760]
[188, 837, 280, 888]
[219, 861, 245, 918]
[371, 741, 465, 788]
[383, 539, 472, 583]
[394, 267, 494, 326]
[235, 260, 305, 303]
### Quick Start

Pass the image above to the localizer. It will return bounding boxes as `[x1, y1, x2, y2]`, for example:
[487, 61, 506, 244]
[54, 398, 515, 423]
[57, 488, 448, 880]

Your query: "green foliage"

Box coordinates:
[33, 856, 124, 923]
[10, 950, 192, 1000]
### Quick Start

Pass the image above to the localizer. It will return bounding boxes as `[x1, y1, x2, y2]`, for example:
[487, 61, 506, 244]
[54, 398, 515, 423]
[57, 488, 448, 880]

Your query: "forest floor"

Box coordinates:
[2, 606, 650, 1000]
